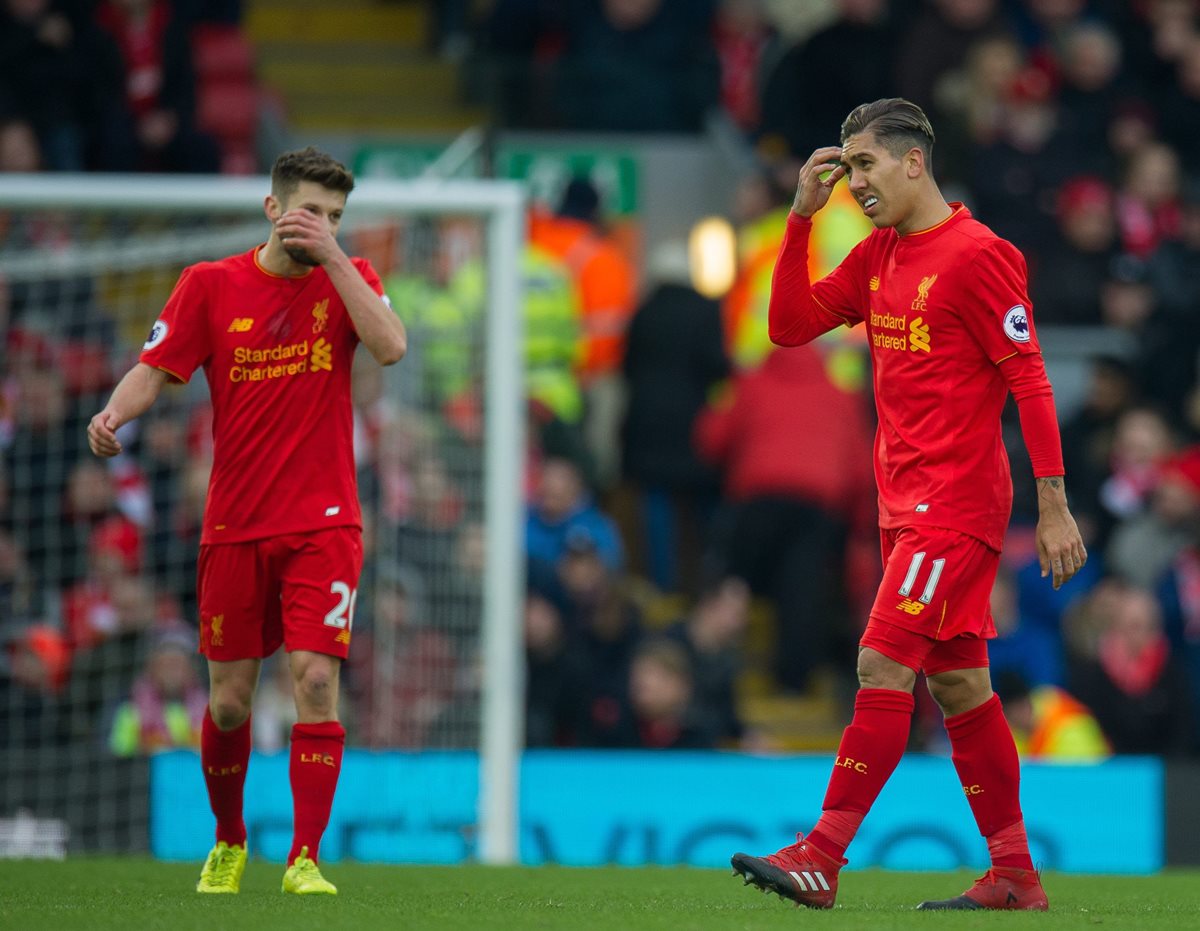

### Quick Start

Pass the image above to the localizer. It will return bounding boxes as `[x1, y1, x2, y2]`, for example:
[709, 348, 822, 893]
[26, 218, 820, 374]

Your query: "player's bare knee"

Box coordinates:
[293, 667, 337, 716]
[856, 648, 916, 691]
[209, 695, 251, 730]
[927, 669, 991, 716]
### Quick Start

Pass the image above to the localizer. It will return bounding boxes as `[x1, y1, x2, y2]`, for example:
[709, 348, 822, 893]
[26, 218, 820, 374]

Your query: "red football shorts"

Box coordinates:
[861, 525, 998, 674]
[198, 527, 363, 661]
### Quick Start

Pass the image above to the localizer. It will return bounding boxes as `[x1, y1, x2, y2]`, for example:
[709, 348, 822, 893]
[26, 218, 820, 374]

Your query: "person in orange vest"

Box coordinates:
[994, 670, 1111, 761]
[529, 177, 637, 488]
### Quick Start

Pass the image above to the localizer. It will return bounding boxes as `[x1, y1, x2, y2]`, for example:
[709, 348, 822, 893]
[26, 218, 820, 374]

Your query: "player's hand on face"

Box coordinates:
[1036, 510, 1088, 591]
[274, 209, 341, 265]
[87, 411, 122, 458]
[792, 146, 847, 218]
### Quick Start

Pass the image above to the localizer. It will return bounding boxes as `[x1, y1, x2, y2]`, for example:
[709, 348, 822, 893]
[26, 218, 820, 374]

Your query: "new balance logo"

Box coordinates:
[310, 337, 332, 372]
[227, 318, 254, 332]
[335, 630, 351, 645]
[789, 870, 831, 893]
[896, 599, 926, 615]
[869, 276, 880, 291]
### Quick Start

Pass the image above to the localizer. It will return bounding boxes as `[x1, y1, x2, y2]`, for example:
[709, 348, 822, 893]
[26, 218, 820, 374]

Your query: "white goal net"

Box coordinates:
[0, 175, 524, 862]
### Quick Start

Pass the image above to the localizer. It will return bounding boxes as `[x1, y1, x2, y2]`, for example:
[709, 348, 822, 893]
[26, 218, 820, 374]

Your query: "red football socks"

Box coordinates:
[945, 693, 1034, 870]
[808, 688, 915, 861]
[201, 707, 252, 847]
[287, 720, 346, 865]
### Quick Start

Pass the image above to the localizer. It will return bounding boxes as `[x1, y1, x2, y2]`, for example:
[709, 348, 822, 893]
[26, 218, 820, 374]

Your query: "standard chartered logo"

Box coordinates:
[228, 337, 334, 382]
[310, 337, 332, 372]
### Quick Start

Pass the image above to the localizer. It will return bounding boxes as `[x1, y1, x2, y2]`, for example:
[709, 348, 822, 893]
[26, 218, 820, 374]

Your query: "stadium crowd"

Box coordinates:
[2, 0, 1200, 768]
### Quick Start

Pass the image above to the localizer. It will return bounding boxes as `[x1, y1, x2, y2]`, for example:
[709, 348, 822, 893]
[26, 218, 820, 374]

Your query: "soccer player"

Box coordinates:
[87, 148, 406, 895]
[729, 99, 1087, 911]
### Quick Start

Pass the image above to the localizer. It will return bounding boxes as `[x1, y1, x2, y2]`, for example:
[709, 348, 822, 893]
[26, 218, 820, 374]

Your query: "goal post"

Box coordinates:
[0, 174, 525, 864]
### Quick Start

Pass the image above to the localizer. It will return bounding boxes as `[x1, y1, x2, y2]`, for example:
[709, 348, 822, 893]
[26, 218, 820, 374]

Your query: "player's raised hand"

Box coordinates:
[87, 410, 123, 457]
[274, 208, 343, 266]
[791, 146, 847, 218]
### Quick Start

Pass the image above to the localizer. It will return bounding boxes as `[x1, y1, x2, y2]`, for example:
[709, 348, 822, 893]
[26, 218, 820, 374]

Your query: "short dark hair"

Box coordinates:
[841, 98, 936, 165]
[270, 146, 354, 201]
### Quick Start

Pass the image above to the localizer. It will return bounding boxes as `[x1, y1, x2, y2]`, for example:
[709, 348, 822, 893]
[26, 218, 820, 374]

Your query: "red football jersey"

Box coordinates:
[802, 205, 1043, 551]
[140, 246, 384, 544]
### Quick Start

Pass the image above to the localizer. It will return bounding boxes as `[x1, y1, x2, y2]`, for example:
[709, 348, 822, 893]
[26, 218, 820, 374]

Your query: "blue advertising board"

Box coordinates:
[151, 751, 1162, 873]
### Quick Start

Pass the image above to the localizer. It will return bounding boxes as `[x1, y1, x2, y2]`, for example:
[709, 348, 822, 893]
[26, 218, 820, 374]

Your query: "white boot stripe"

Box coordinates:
[789, 870, 810, 891]
[814, 871, 831, 891]
[801, 871, 817, 890]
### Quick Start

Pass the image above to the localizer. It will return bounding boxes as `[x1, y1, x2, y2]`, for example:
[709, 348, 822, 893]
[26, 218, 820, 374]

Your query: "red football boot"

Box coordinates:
[916, 866, 1049, 911]
[730, 834, 846, 909]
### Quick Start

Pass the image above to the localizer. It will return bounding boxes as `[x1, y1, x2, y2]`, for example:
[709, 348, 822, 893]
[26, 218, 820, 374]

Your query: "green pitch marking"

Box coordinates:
[1, 859, 1198, 931]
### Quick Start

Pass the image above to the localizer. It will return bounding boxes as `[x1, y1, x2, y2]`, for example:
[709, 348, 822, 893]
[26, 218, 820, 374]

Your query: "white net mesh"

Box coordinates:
[0, 181, 520, 855]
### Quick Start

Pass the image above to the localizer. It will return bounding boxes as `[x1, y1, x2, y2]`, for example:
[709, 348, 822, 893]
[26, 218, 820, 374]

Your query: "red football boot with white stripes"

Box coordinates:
[731, 834, 846, 909]
[917, 866, 1049, 911]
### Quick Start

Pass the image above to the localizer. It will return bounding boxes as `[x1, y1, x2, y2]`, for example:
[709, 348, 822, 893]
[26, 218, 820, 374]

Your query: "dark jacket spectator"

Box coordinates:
[555, 0, 720, 133]
[1068, 584, 1194, 755]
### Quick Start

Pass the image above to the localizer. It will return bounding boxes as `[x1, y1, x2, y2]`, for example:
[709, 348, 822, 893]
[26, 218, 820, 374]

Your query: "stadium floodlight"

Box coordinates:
[0, 173, 525, 864]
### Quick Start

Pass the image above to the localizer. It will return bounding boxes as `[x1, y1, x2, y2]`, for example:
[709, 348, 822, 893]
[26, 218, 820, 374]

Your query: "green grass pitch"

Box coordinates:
[2, 859, 1198, 931]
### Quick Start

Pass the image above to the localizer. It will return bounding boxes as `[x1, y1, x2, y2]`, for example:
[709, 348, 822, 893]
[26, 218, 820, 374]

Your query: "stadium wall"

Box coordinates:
[151, 751, 1164, 873]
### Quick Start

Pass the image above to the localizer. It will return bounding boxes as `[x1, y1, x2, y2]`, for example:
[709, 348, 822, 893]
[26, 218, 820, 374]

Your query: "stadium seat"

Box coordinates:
[191, 24, 256, 84]
[196, 79, 259, 173]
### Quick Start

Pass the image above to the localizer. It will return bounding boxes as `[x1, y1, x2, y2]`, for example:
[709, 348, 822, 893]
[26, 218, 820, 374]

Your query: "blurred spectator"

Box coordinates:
[1068, 582, 1194, 755]
[526, 456, 623, 573]
[663, 576, 752, 746]
[694, 345, 874, 692]
[61, 574, 158, 745]
[94, 0, 221, 173]
[988, 566, 1063, 688]
[1060, 355, 1138, 532]
[994, 669, 1110, 761]
[0, 529, 33, 624]
[0, 0, 128, 170]
[759, 0, 892, 158]
[1115, 141, 1182, 258]
[969, 66, 1063, 255]
[1051, 21, 1128, 175]
[0, 117, 41, 172]
[452, 239, 585, 426]
[529, 176, 638, 486]
[557, 524, 644, 739]
[585, 637, 714, 749]
[1030, 175, 1117, 325]
[1107, 445, 1200, 588]
[934, 33, 1024, 181]
[620, 239, 729, 593]
[61, 459, 142, 588]
[347, 563, 458, 748]
[0, 623, 68, 748]
[6, 367, 84, 589]
[106, 625, 205, 756]
[1095, 405, 1176, 546]
[895, 0, 1011, 111]
[554, 0, 720, 133]
[1160, 33, 1200, 166]
[712, 0, 783, 135]
[251, 654, 297, 753]
[523, 582, 589, 747]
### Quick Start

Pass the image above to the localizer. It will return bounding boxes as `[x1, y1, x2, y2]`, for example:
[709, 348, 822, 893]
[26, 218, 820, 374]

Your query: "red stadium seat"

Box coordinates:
[197, 79, 259, 143]
[191, 24, 255, 83]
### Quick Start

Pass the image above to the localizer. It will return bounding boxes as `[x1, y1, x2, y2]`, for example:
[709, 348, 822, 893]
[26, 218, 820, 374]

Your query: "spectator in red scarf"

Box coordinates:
[94, 0, 219, 172]
[1067, 582, 1194, 755]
